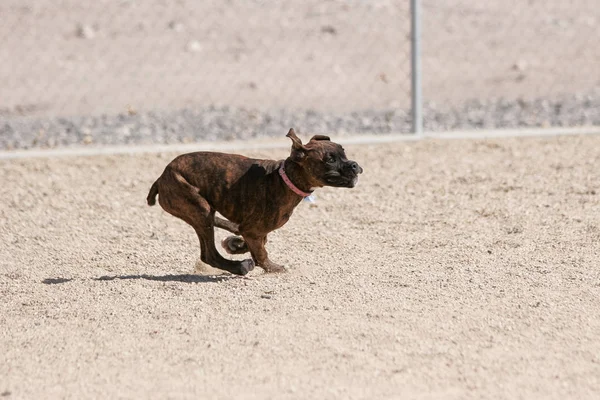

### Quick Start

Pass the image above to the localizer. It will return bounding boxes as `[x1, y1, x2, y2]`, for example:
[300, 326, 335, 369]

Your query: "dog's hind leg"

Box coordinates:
[214, 216, 240, 234]
[194, 213, 254, 275]
[214, 215, 251, 255]
[157, 169, 254, 275]
[221, 236, 249, 255]
[214, 215, 253, 256]
[221, 235, 272, 257]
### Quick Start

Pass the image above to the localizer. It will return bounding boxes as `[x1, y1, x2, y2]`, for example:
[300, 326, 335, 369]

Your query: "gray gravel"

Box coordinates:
[1, 89, 599, 150]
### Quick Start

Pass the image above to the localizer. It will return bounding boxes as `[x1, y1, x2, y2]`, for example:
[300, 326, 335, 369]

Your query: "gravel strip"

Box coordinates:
[1, 89, 599, 151]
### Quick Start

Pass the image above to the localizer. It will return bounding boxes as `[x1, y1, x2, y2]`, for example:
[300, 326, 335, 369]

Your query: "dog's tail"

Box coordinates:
[147, 180, 159, 206]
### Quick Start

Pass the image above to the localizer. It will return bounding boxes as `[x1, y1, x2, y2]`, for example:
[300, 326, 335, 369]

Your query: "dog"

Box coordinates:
[147, 128, 363, 275]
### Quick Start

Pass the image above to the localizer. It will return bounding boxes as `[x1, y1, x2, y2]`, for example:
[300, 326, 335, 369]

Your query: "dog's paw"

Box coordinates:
[222, 236, 249, 255]
[262, 262, 287, 274]
[239, 259, 255, 275]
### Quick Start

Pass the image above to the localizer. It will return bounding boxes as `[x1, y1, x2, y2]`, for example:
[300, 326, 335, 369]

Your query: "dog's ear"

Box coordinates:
[286, 128, 306, 150]
[310, 134, 331, 142]
[286, 128, 308, 162]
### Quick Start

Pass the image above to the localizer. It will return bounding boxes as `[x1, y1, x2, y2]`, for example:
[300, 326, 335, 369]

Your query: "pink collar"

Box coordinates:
[278, 163, 313, 197]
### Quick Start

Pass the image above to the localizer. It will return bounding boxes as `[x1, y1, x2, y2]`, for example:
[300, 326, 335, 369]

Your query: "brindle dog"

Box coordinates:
[147, 129, 363, 275]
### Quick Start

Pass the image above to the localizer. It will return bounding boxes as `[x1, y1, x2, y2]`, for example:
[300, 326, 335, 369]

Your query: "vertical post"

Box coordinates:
[410, 0, 423, 135]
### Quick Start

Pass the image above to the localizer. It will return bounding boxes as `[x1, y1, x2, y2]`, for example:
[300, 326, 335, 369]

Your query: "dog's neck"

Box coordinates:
[280, 159, 316, 197]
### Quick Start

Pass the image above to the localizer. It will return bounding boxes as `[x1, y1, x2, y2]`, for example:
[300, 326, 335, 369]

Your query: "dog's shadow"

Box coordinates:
[42, 274, 236, 285]
[93, 274, 234, 283]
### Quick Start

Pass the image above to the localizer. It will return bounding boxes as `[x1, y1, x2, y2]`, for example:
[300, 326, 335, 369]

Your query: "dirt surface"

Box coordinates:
[1, 134, 600, 399]
[1, 0, 598, 117]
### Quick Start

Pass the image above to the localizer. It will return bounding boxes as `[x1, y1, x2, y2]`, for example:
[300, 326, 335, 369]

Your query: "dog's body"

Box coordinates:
[147, 129, 362, 275]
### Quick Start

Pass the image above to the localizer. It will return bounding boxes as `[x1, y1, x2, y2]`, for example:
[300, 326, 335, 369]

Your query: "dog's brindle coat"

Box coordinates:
[147, 129, 363, 275]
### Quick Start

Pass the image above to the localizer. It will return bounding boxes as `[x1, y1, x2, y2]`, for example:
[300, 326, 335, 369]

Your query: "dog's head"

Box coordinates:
[286, 128, 363, 188]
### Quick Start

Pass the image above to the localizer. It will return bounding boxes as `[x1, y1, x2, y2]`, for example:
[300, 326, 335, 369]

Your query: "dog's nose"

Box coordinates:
[349, 161, 362, 174]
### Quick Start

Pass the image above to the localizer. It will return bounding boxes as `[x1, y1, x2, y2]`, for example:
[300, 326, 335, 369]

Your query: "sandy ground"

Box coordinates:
[1, 134, 600, 399]
[1, 0, 599, 117]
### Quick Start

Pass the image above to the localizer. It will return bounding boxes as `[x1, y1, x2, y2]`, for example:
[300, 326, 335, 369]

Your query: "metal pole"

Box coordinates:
[410, 0, 423, 135]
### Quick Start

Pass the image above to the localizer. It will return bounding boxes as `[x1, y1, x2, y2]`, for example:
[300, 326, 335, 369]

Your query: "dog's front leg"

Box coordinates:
[242, 234, 286, 273]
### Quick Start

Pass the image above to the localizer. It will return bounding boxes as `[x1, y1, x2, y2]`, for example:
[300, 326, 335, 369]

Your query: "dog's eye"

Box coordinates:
[326, 155, 336, 164]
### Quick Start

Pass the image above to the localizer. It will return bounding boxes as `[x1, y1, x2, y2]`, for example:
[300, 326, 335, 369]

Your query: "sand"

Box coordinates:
[1, 134, 599, 399]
